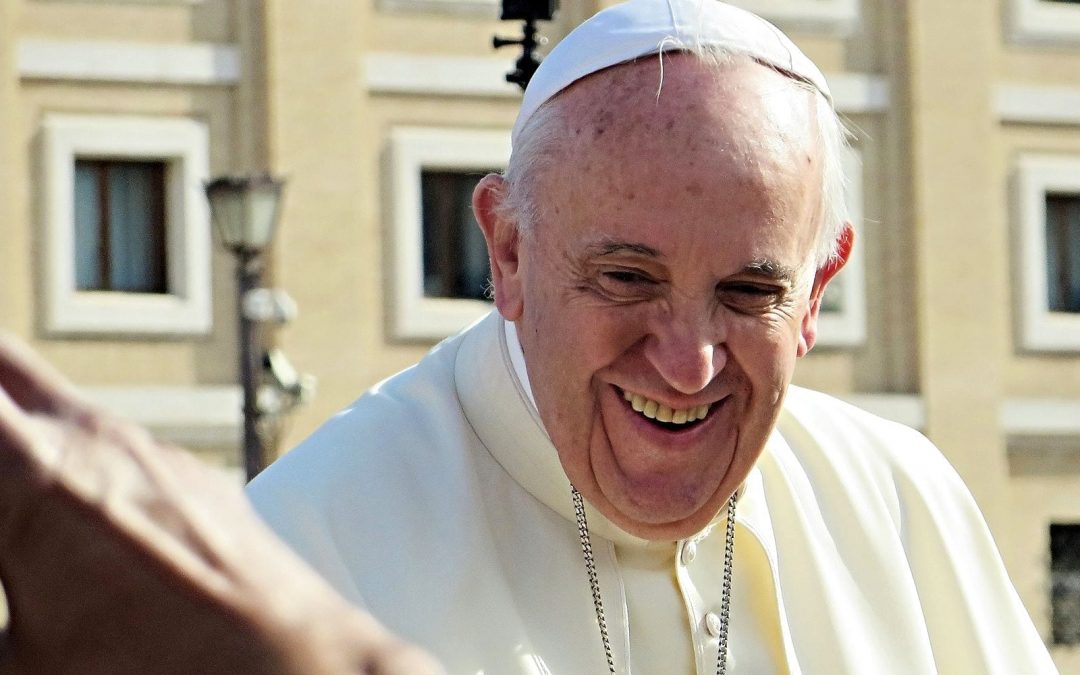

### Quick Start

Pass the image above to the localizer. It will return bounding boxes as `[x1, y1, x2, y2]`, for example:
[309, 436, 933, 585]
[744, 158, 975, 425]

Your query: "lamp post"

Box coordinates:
[206, 174, 303, 481]
[493, 0, 558, 91]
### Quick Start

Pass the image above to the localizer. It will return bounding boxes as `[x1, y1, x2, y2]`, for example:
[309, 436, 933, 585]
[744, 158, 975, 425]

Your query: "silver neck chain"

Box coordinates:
[571, 487, 738, 675]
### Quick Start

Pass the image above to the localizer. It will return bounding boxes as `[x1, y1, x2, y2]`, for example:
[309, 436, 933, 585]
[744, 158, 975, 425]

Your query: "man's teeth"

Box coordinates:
[623, 391, 710, 425]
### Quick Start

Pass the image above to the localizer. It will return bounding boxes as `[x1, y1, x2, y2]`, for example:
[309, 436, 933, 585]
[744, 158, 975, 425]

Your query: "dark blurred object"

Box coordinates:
[0, 334, 443, 674]
[493, 0, 558, 91]
[500, 0, 556, 21]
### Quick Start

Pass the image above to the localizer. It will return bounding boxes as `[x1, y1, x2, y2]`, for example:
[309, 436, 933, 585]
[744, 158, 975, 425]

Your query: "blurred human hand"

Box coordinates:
[0, 335, 443, 675]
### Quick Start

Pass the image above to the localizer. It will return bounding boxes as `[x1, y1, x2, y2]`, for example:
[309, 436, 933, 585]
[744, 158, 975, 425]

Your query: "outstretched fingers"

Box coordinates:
[0, 338, 70, 547]
[0, 336, 80, 675]
[0, 383, 57, 545]
[0, 334, 83, 418]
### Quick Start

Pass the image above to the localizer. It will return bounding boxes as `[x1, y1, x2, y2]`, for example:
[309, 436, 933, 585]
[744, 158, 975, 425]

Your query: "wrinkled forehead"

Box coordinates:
[511, 0, 831, 149]
[530, 57, 827, 265]
[544, 55, 822, 182]
[556, 53, 816, 136]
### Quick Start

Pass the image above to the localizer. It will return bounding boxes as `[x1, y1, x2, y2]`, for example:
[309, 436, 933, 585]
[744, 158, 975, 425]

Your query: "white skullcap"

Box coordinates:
[511, 0, 831, 147]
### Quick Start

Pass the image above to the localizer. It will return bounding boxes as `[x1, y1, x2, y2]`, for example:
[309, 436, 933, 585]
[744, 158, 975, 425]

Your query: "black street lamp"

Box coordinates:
[493, 0, 558, 90]
[206, 175, 312, 481]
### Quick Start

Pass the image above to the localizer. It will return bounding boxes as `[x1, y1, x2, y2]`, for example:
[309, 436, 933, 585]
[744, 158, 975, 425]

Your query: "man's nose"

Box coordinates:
[643, 316, 725, 395]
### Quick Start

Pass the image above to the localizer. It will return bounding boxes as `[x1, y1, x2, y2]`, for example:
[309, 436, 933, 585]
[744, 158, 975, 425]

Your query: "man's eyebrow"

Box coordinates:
[740, 259, 800, 281]
[584, 239, 662, 258]
[581, 243, 799, 280]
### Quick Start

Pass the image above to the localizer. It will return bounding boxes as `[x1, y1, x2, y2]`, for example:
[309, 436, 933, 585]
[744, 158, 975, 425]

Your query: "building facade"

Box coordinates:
[0, 0, 1078, 668]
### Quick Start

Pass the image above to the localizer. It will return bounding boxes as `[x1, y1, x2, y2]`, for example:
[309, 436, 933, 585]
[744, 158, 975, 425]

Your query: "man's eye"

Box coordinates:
[719, 283, 784, 311]
[603, 270, 652, 285]
[593, 268, 659, 302]
[727, 283, 776, 297]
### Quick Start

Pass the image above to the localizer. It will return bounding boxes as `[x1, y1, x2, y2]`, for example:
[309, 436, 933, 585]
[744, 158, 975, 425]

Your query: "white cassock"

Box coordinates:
[247, 311, 1058, 674]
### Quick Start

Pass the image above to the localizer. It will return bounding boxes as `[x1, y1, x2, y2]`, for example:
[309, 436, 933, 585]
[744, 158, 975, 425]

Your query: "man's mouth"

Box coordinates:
[621, 389, 711, 430]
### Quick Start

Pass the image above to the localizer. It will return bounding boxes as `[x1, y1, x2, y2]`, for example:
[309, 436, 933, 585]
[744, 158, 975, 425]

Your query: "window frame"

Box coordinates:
[1012, 153, 1080, 352]
[386, 126, 509, 341]
[1007, 0, 1080, 45]
[41, 114, 212, 336]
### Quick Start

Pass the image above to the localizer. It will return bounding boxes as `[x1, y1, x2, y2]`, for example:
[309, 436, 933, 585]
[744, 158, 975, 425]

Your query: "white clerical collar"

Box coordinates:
[504, 319, 538, 411]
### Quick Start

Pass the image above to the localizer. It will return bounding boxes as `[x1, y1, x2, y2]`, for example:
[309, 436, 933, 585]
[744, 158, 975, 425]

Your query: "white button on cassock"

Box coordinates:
[680, 541, 697, 565]
[705, 611, 724, 637]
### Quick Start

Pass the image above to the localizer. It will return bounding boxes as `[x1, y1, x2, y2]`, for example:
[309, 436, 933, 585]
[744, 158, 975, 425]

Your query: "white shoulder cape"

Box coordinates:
[248, 311, 1056, 674]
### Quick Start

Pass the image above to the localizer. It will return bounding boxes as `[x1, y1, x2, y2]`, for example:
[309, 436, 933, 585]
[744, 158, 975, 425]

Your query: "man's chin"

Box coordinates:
[595, 484, 731, 541]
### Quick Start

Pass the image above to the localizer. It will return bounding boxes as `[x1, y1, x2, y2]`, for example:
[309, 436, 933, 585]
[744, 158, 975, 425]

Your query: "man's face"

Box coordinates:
[480, 56, 846, 541]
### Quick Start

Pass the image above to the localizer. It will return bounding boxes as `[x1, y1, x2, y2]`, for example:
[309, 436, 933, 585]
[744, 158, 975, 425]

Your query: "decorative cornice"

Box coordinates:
[18, 40, 240, 85]
[365, 53, 520, 98]
[997, 84, 1080, 126]
[1002, 398, 1080, 436]
[736, 0, 860, 37]
[364, 52, 890, 113]
[838, 393, 926, 430]
[83, 385, 242, 448]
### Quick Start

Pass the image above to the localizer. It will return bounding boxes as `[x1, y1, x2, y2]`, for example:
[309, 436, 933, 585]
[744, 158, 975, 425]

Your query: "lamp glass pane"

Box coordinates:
[208, 187, 246, 248]
[243, 188, 281, 249]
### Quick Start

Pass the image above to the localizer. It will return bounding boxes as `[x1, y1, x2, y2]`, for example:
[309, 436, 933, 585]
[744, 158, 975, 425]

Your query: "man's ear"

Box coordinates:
[798, 222, 855, 357]
[473, 174, 525, 321]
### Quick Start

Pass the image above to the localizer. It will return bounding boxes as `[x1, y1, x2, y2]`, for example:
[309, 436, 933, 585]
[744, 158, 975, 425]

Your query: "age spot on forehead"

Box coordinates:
[589, 107, 617, 140]
[561, 67, 660, 143]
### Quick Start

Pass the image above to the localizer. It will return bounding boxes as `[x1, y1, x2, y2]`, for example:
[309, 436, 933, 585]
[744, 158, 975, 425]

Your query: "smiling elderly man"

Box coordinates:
[247, 1, 1057, 673]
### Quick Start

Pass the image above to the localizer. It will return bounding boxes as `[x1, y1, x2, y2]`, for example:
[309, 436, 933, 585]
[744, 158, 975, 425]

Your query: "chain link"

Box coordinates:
[572, 487, 738, 675]
[716, 494, 738, 675]
[572, 487, 618, 675]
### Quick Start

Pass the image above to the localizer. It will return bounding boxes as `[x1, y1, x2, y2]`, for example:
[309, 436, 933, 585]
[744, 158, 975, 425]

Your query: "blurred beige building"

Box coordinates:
[1, 0, 1079, 668]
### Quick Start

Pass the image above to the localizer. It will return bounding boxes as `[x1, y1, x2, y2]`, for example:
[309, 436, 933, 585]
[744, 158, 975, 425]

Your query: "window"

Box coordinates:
[1046, 194, 1080, 313]
[387, 127, 509, 341]
[421, 169, 494, 302]
[1051, 524, 1080, 646]
[41, 114, 211, 335]
[74, 159, 168, 294]
[1013, 154, 1080, 351]
[1007, 0, 1080, 44]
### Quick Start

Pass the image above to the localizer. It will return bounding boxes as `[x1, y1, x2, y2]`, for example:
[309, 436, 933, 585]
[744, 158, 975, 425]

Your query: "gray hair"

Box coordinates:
[500, 46, 854, 269]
